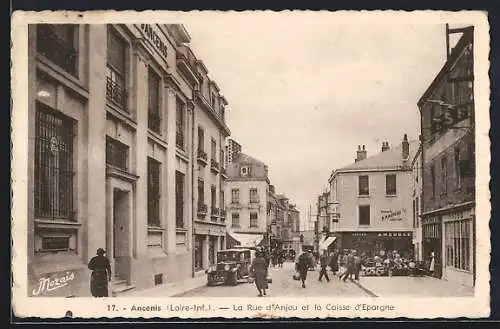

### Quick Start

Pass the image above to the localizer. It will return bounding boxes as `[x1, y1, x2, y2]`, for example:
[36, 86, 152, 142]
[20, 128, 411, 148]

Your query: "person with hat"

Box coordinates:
[88, 248, 112, 297]
[250, 250, 269, 297]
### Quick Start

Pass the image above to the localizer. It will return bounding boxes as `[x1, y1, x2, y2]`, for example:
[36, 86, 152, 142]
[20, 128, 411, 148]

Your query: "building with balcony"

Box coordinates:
[26, 23, 231, 297]
[417, 25, 475, 288]
[327, 137, 419, 258]
[225, 151, 270, 248]
[181, 41, 232, 274]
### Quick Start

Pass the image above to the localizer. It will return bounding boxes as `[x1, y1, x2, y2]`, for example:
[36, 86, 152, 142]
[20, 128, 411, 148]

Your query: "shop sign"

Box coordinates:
[377, 232, 412, 238]
[30, 270, 79, 297]
[140, 24, 168, 59]
[351, 232, 367, 237]
[422, 216, 441, 225]
[381, 209, 406, 221]
[442, 208, 474, 222]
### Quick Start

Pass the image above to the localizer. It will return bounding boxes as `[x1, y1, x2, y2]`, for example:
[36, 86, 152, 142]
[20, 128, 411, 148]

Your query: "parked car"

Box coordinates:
[205, 249, 255, 286]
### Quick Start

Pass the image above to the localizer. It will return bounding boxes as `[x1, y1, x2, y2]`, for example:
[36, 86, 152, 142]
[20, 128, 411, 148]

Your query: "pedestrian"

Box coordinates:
[318, 250, 330, 282]
[296, 247, 313, 288]
[429, 251, 436, 277]
[329, 249, 339, 274]
[341, 250, 355, 282]
[250, 250, 269, 297]
[278, 250, 284, 268]
[353, 250, 361, 281]
[88, 248, 111, 297]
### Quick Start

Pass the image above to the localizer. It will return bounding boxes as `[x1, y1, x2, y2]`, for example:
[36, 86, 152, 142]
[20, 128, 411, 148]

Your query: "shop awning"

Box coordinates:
[227, 231, 264, 247]
[319, 236, 337, 251]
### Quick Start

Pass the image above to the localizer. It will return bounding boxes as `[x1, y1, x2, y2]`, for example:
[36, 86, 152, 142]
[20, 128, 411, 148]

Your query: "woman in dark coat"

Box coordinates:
[251, 251, 269, 297]
[88, 248, 112, 297]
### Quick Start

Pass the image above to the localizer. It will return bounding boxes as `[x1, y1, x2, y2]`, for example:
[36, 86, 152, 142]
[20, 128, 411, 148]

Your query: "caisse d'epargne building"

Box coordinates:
[27, 24, 230, 297]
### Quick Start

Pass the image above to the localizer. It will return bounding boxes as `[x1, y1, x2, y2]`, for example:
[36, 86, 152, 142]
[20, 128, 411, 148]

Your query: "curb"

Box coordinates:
[349, 278, 378, 297]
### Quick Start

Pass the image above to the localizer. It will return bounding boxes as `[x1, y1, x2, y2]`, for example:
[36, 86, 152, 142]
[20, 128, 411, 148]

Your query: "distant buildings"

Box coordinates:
[224, 139, 300, 252]
[326, 136, 419, 257]
[417, 25, 475, 287]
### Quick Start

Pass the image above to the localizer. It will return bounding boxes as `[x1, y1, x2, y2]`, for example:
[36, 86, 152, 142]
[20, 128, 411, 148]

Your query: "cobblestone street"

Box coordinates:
[175, 262, 370, 297]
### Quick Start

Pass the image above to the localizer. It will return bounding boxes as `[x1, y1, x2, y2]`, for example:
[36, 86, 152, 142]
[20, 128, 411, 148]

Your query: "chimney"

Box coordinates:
[402, 134, 409, 160]
[381, 141, 390, 152]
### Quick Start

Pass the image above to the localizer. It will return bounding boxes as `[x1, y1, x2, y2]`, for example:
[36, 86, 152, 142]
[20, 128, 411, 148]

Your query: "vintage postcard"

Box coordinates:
[11, 10, 490, 319]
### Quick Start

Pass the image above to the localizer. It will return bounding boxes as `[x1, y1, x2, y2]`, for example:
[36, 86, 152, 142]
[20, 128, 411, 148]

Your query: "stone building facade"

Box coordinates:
[418, 26, 475, 287]
[27, 23, 230, 297]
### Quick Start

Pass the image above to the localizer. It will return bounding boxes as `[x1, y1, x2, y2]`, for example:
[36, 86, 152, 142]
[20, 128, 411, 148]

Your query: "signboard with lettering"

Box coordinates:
[29, 269, 86, 297]
[140, 24, 168, 59]
[380, 209, 406, 221]
[442, 208, 474, 222]
[349, 232, 412, 238]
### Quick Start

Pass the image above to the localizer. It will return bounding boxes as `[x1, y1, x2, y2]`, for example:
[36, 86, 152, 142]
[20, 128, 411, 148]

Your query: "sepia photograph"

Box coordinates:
[11, 10, 490, 318]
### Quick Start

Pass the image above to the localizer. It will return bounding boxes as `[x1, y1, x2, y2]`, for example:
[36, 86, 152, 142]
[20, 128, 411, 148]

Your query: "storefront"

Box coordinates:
[340, 231, 413, 258]
[422, 215, 442, 278]
[442, 206, 475, 287]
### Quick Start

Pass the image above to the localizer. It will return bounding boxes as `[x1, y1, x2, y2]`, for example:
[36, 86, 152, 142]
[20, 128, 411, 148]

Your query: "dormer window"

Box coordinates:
[240, 166, 248, 177]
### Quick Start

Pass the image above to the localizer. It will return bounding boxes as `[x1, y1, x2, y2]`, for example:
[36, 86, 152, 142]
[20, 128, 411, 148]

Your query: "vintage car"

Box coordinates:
[205, 249, 255, 286]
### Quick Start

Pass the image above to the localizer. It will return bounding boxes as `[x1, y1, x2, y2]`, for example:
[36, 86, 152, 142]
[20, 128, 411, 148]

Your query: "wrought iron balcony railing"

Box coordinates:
[197, 203, 208, 217]
[197, 149, 208, 163]
[106, 77, 127, 111]
[210, 159, 220, 172]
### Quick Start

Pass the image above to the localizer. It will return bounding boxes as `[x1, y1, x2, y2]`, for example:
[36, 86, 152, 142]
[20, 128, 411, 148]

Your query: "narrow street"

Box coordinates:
[175, 262, 370, 297]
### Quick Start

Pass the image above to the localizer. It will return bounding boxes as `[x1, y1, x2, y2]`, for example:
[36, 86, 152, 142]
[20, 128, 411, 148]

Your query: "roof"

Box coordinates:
[337, 140, 420, 172]
[417, 27, 473, 108]
[226, 152, 269, 180]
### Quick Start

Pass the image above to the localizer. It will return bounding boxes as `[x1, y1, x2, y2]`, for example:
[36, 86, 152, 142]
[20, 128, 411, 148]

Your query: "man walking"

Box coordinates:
[341, 250, 355, 282]
[296, 247, 313, 288]
[318, 250, 330, 282]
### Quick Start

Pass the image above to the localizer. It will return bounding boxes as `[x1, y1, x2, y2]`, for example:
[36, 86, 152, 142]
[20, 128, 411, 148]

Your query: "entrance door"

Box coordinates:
[113, 189, 130, 281]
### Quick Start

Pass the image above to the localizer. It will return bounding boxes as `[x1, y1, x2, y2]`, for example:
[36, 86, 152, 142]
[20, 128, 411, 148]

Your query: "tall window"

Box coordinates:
[106, 136, 128, 170]
[358, 175, 369, 196]
[358, 205, 370, 226]
[416, 197, 420, 227]
[412, 199, 416, 228]
[231, 213, 240, 227]
[220, 191, 225, 209]
[148, 67, 161, 134]
[211, 93, 216, 108]
[231, 189, 240, 203]
[454, 147, 462, 189]
[147, 158, 161, 227]
[197, 179, 205, 205]
[445, 219, 471, 271]
[441, 156, 448, 194]
[211, 185, 217, 209]
[211, 138, 217, 161]
[198, 126, 205, 152]
[175, 98, 185, 150]
[34, 102, 75, 220]
[430, 164, 436, 198]
[250, 212, 258, 228]
[249, 188, 259, 203]
[106, 27, 127, 110]
[386, 174, 397, 195]
[175, 171, 185, 228]
[36, 24, 78, 76]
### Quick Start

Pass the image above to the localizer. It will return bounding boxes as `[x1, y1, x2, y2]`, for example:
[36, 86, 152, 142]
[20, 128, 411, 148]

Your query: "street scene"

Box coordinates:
[20, 12, 480, 301]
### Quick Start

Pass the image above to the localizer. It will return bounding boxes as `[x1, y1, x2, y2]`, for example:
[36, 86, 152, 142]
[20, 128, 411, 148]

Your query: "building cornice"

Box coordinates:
[194, 90, 231, 136]
[421, 201, 475, 218]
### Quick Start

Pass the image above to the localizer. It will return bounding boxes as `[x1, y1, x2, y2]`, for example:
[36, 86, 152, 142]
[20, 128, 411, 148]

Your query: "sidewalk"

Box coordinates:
[353, 275, 474, 297]
[121, 274, 207, 297]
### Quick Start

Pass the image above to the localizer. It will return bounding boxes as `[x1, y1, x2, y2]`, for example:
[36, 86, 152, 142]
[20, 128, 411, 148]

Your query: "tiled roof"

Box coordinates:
[338, 140, 420, 171]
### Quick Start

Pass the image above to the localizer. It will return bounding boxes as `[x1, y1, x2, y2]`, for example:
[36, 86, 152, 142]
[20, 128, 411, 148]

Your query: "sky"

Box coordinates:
[181, 13, 458, 231]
